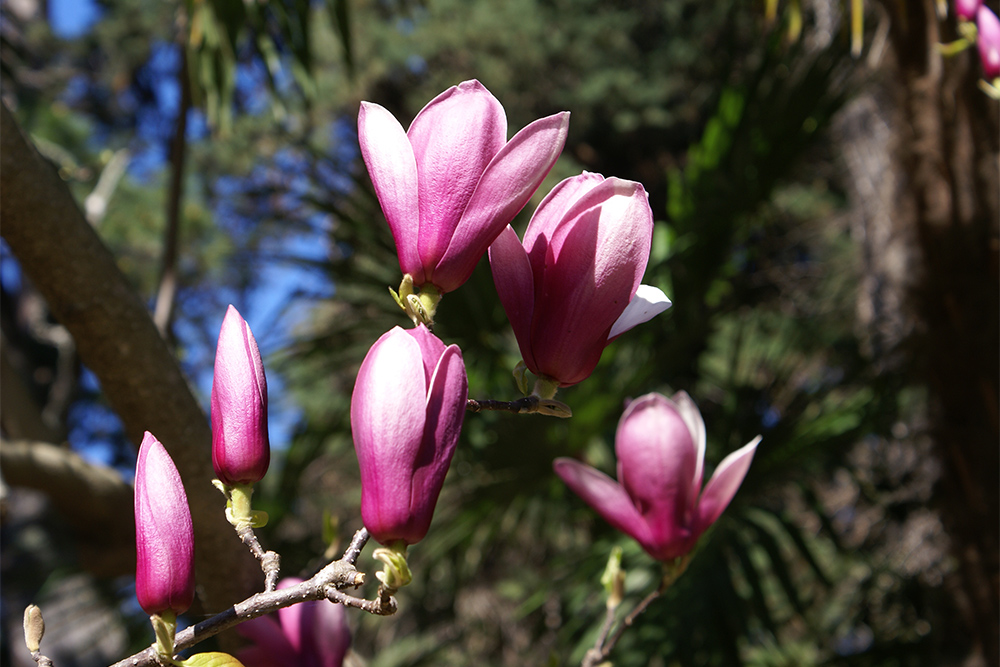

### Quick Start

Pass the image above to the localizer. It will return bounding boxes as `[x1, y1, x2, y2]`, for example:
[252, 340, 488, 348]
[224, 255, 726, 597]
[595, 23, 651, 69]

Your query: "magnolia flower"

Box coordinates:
[955, 0, 981, 20]
[351, 325, 468, 546]
[237, 579, 351, 667]
[359, 79, 570, 294]
[554, 392, 759, 561]
[978, 5, 1000, 80]
[134, 432, 195, 616]
[489, 172, 671, 388]
[211, 305, 269, 486]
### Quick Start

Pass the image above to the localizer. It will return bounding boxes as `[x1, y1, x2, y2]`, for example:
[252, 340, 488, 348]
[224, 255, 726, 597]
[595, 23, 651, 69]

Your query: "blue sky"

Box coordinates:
[49, 0, 101, 38]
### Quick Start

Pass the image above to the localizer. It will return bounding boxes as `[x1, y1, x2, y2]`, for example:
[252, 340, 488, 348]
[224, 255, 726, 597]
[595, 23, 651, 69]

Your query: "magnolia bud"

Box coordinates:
[351, 325, 467, 546]
[211, 305, 270, 486]
[134, 432, 195, 616]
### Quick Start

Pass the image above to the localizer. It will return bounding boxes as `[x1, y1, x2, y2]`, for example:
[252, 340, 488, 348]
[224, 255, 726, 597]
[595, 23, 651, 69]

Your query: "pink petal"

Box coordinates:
[358, 101, 423, 283]
[237, 614, 296, 667]
[406, 343, 467, 544]
[670, 391, 707, 502]
[978, 6, 1000, 79]
[351, 328, 427, 543]
[695, 436, 760, 534]
[407, 324, 448, 386]
[615, 394, 698, 549]
[236, 614, 298, 667]
[522, 172, 606, 256]
[276, 578, 305, 652]
[431, 111, 570, 291]
[528, 178, 654, 385]
[554, 458, 650, 545]
[488, 225, 538, 372]
[309, 601, 352, 667]
[407, 80, 507, 273]
[295, 599, 351, 667]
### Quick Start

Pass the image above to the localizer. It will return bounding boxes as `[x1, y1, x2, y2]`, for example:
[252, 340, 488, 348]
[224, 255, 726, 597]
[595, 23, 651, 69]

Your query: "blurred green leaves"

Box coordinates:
[185, 0, 355, 131]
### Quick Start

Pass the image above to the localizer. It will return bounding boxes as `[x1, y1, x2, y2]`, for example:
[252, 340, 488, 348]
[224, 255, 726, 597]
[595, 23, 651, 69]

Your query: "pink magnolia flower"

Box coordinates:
[978, 6, 1000, 79]
[237, 579, 351, 667]
[955, 0, 981, 21]
[351, 325, 468, 546]
[134, 431, 195, 616]
[489, 172, 671, 388]
[211, 305, 270, 486]
[554, 392, 759, 561]
[359, 79, 570, 294]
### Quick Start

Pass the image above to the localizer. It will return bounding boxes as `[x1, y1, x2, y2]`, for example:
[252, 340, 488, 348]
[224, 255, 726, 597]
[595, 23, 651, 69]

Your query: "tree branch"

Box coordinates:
[153, 38, 192, 336]
[0, 102, 259, 613]
[0, 438, 134, 576]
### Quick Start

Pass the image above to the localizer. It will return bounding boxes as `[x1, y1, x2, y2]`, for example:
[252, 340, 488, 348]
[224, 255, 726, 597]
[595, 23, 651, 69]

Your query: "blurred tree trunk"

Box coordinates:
[0, 103, 261, 618]
[872, 0, 999, 662]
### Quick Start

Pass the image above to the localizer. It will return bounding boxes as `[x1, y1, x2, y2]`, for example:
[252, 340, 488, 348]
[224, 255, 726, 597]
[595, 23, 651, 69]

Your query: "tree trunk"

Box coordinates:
[878, 1, 999, 662]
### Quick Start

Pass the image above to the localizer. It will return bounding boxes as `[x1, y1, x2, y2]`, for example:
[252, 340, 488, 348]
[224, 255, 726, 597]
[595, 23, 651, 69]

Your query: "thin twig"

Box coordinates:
[29, 650, 53, 667]
[328, 587, 397, 616]
[582, 555, 691, 667]
[466, 396, 572, 418]
[84, 148, 130, 225]
[466, 397, 540, 414]
[585, 603, 619, 665]
[237, 525, 281, 592]
[342, 526, 370, 566]
[153, 24, 192, 337]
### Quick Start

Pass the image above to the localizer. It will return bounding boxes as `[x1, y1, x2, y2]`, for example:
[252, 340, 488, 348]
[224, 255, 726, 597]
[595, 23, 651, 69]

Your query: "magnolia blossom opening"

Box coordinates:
[489, 172, 671, 387]
[555, 392, 759, 561]
[359, 79, 570, 294]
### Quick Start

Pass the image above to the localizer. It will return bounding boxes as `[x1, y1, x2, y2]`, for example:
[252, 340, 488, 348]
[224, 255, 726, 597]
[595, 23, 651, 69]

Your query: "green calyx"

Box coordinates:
[214, 481, 268, 530]
[510, 366, 572, 417]
[661, 552, 693, 589]
[373, 541, 412, 590]
[390, 275, 442, 328]
[151, 611, 177, 663]
[531, 376, 560, 401]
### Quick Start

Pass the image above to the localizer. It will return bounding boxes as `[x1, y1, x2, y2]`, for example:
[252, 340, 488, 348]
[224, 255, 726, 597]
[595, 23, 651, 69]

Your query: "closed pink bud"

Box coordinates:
[554, 392, 759, 561]
[211, 305, 270, 486]
[134, 432, 195, 616]
[359, 79, 570, 294]
[237, 578, 352, 667]
[351, 325, 468, 546]
[489, 172, 671, 387]
[955, 0, 981, 21]
[978, 6, 1000, 79]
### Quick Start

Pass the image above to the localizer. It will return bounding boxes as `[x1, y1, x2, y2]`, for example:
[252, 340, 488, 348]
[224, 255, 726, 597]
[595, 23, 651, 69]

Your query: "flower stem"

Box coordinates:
[581, 554, 692, 667]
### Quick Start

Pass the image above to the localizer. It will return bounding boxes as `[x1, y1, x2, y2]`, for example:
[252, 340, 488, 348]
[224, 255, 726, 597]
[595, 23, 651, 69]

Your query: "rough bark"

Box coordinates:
[0, 103, 260, 614]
